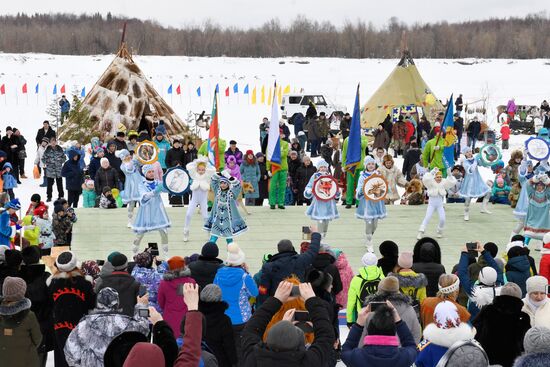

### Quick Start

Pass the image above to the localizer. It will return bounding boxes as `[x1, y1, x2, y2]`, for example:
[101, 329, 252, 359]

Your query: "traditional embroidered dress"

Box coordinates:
[524, 176, 550, 241]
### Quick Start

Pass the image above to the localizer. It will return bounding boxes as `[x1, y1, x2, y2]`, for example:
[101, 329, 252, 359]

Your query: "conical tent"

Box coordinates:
[59, 43, 188, 141]
[361, 51, 444, 128]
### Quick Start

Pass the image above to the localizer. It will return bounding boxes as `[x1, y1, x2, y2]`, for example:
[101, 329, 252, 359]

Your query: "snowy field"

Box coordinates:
[0, 54, 546, 366]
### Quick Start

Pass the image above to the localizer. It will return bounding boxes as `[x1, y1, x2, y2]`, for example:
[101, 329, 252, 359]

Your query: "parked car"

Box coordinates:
[281, 94, 347, 119]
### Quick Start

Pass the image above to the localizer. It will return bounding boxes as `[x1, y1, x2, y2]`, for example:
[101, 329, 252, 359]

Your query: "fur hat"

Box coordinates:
[100, 157, 110, 168]
[307, 269, 333, 291]
[361, 252, 378, 267]
[315, 159, 329, 169]
[277, 239, 294, 253]
[433, 301, 461, 329]
[523, 326, 550, 354]
[397, 251, 413, 269]
[527, 276, 548, 294]
[478, 266, 497, 286]
[97, 287, 120, 310]
[2, 276, 26, 302]
[382, 154, 394, 164]
[167, 256, 186, 271]
[500, 282, 522, 299]
[201, 242, 219, 259]
[81, 260, 101, 279]
[378, 276, 399, 293]
[56, 251, 78, 272]
[21, 246, 41, 265]
[379, 240, 398, 257]
[226, 243, 245, 266]
[265, 321, 304, 352]
[108, 252, 128, 271]
[200, 284, 222, 303]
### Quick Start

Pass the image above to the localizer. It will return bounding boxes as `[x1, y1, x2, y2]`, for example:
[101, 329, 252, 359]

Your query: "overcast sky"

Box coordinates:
[3, 0, 548, 28]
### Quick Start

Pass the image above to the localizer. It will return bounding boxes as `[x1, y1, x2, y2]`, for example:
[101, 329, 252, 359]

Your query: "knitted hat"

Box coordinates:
[523, 326, 550, 354]
[265, 320, 305, 352]
[397, 251, 413, 269]
[315, 159, 329, 169]
[167, 256, 186, 271]
[30, 194, 41, 203]
[5, 198, 21, 210]
[443, 340, 489, 367]
[363, 155, 376, 167]
[97, 287, 120, 310]
[527, 276, 548, 294]
[245, 149, 254, 156]
[361, 252, 378, 267]
[200, 284, 222, 303]
[496, 176, 504, 186]
[155, 122, 167, 135]
[433, 301, 461, 329]
[478, 267, 497, 286]
[100, 157, 110, 168]
[277, 239, 294, 253]
[81, 260, 101, 279]
[226, 243, 245, 266]
[108, 252, 128, 271]
[41, 137, 50, 144]
[378, 276, 399, 293]
[102, 186, 112, 195]
[500, 282, 522, 299]
[56, 251, 78, 272]
[134, 251, 153, 268]
[201, 242, 219, 259]
[255, 152, 264, 158]
[128, 130, 138, 138]
[2, 276, 26, 302]
[21, 246, 41, 265]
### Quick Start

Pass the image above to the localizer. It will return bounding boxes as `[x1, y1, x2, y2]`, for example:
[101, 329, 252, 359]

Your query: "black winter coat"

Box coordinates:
[241, 296, 334, 367]
[94, 271, 140, 316]
[402, 148, 421, 181]
[61, 150, 84, 191]
[184, 148, 198, 166]
[308, 252, 343, 299]
[88, 157, 101, 181]
[199, 301, 238, 367]
[114, 139, 128, 151]
[294, 164, 317, 203]
[188, 257, 224, 289]
[35, 127, 56, 146]
[257, 160, 269, 201]
[1, 135, 21, 166]
[166, 147, 186, 168]
[20, 264, 54, 352]
[472, 295, 531, 367]
[94, 167, 120, 195]
[152, 320, 179, 367]
[104, 151, 123, 182]
[412, 238, 445, 297]
[287, 157, 301, 184]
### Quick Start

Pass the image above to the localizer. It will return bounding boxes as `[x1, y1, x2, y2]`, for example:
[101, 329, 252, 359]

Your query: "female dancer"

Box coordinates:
[417, 167, 457, 239]
[356, 156, 386, 252]
[511, 158, 534, 237]
[304, 159, 339, 239]
[226, 155, 251, 215]
[459, 146, 491, 221]
[524, 173, 550, 244]
[132, 164, 171, 258]
[204, 171, 248, 244]
[183, 157, 215, 242]
[117, 149, 142, 228]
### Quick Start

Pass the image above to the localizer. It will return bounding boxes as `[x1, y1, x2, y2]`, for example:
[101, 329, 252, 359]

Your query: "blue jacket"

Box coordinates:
[59, 98, 70, 113]
[88, 156, 101, 181]
[342, 321, 417, 367]
[214, 267, 258, 325]
[61, 150, 84, 191]
[0, 211, 11, 246]
[505, 255, 531, 296]
[2, 163, 17, 190]
[154, 138, 171, 169]
[415, 342, 448, 367]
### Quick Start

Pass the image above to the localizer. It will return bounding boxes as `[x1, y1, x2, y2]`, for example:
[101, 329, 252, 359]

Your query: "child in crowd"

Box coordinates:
[491, 176, 511, 205]
[81, 179, 97, 208]
[204, 171, 248, 245]
[2, 162, 17, 200]
[418, 168, 456, 239]
[304, 159, 340, 238]
[500, 120, 510, 150]
[26, 193, 47, 216]
[54, 198, 77, 245]
[183, 157, 216, 242]
[99, 186, 117, 209]
[446, 165, 465, 203]
[34, 206, 55, 248]
[52, 204, 72, 246]
[22, 215, 40, 246]
[401, 179, 424, 205]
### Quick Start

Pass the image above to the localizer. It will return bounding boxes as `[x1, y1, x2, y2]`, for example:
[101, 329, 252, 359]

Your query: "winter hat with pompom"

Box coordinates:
[361, 252, 378, 267]
[2, 276, 27, 302]
[226, 243, 245, 266]
[200, 284, 222, 303]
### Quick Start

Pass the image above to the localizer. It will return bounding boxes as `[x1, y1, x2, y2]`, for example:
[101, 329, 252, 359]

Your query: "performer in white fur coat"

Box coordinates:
[183, 157, 216, 242]
[417, 167, 456, 239]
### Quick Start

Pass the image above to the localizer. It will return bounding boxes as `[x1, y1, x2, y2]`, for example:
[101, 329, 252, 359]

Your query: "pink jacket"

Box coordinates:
[335, 252, 354, 307]
[157, 268, 197, 336]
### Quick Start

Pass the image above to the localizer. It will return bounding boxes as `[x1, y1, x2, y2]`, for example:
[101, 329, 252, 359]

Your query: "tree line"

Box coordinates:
[0, 12, 549, 58]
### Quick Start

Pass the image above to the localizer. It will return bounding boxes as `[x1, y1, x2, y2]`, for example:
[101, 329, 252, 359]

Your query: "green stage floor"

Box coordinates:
[72, 203, 538, 274]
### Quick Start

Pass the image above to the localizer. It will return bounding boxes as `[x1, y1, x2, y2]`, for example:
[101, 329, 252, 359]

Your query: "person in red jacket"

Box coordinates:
[500, 120, 511, 150]
[539, 233, 550, 282]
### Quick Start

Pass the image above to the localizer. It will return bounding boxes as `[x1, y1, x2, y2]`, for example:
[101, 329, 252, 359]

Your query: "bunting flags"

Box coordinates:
[81, 87, 86, 98]
[0, 84, 5, 95]
[53, 84, 57, 95]
[283, 85, 290, 94]
[251, 87, 257, 104]
[225, 87, 230, 97]
[196, 87, 201, 97]
[267, 87, 272, 105]
[207, 87, 220, 170]
[167, 84, 173, 94]
[244, 84, 249, 94]
[261, 86, 266, 104]
[267, 82, 281, 174]
[176, 84, 181, 95]
[35, 83, 39, 94]
[233, 83, 238, 93]
[60, 84, 66, 94]
[277, 85, 282, 105]
[345, 84, 362, 175]
[22, 83, 28, 94]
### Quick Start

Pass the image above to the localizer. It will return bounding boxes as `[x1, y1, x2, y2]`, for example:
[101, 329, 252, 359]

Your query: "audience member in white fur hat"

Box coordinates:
[346, 252, 385, 325]
[522, 275, 550, 327]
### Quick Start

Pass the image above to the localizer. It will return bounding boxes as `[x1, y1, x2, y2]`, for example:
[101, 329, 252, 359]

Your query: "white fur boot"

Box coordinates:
[480, 197, 492, 214]
[183, 228, 190, 242]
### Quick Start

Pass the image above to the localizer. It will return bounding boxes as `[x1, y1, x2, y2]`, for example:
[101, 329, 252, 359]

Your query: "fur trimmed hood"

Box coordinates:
[46, 269, 94, 286]
[162, 267, 191, 281]
[390, 271, 428, 288]
[0, 298, 31, 316]
[423, 322, 476, 348]
[513, 352, 550, 367]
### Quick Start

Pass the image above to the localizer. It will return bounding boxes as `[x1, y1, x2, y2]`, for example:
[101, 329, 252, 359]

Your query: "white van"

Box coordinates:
[281, 94, 347, 119]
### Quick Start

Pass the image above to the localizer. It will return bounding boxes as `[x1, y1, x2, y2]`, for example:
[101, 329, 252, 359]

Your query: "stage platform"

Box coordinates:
[72, 202, 538, 273]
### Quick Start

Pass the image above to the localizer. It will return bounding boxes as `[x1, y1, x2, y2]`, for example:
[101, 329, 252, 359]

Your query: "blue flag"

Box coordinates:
[53, 84, 57, 95]
[267, 82, 281, 174]
[167, 84, 173, 94]
[244, 84, 249, 94]
[35, 83, 39, 94]
[233, 83, 238, 93]
[196, 87, 201, 97]
[80, 87, 86, 98]
[345, 84, 362, 174]
[442, 94, 455, 169]
[215, 84, 219, 93]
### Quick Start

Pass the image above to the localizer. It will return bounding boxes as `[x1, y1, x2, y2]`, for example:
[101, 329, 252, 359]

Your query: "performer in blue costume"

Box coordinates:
[0, 199, 20, 248]
[204, 171, 248, 244]
[524, 173, 550, 244]
[132, 164, 171, 258]
[117, 149, 143, 228]
[356, 156, 386, 252]
[511, 159, 535, 237]
[459, 146, 491, 221]
[304, 159, 340, 239]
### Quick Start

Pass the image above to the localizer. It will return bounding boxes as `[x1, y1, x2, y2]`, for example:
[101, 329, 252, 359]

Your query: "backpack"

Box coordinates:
[356, 269, 382, 307]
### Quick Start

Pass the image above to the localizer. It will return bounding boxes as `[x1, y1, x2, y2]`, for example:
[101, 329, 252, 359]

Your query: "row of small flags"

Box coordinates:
[0, 83, 86, 97]
[170, 83, 293, 104]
